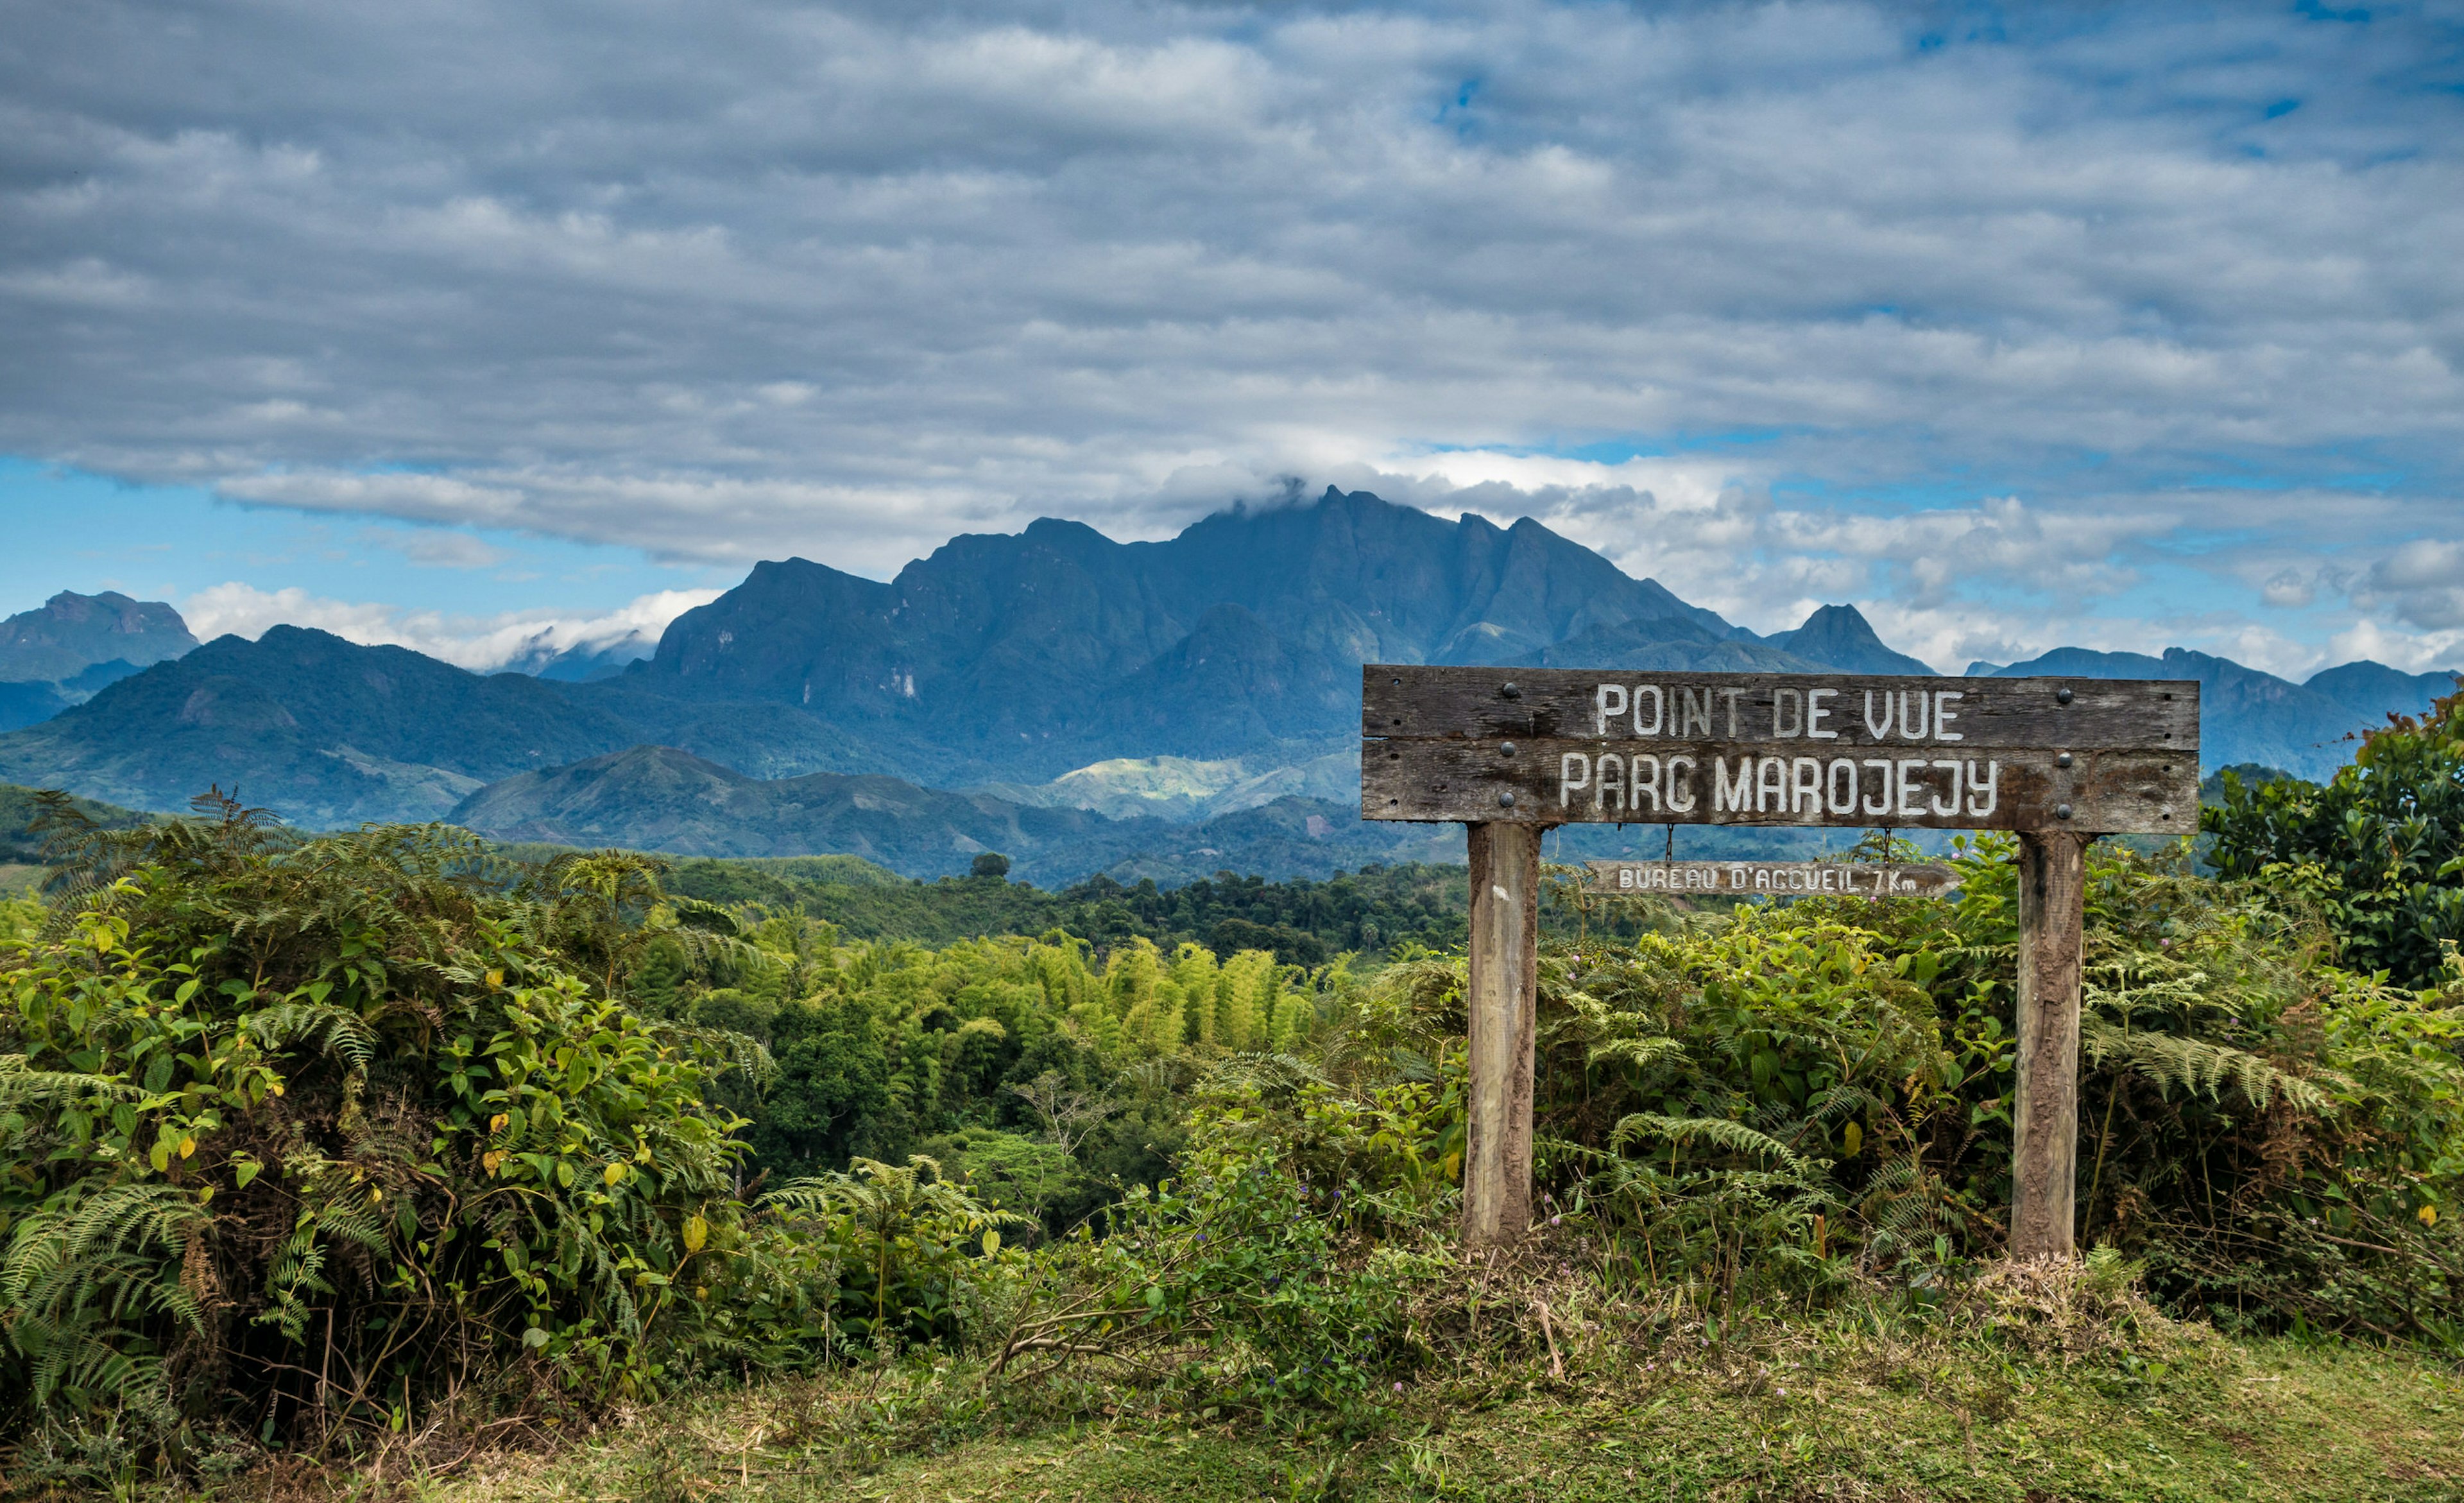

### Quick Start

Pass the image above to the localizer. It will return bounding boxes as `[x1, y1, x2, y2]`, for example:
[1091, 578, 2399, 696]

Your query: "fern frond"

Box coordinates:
[1586, 1034, 1688, 1070]
[1609, 1112, 1805, 1171]
[1, 1183, 210, 1410]
[2081, 1017, 2335, 1112]
[246, 998, 378, 1070]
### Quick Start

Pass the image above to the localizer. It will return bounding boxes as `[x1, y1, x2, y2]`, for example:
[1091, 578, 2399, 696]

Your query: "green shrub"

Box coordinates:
[762, 1155, 1027, 1357]
[2203, 683, 2464, 986]
[993, 1064, 1457, 1411]
[0, 802, 810, 1479]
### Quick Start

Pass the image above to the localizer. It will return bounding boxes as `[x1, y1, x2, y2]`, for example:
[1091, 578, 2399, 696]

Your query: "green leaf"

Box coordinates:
[234, 1158, 262, 1189]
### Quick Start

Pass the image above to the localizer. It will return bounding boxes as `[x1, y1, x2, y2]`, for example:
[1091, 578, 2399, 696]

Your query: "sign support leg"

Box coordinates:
[1463, 820, 1540, 1250]
[2010, 829, 2087, 1258]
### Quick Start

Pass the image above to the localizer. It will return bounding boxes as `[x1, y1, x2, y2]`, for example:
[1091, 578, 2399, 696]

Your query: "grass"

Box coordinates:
[326, 1303, 2460, 1503]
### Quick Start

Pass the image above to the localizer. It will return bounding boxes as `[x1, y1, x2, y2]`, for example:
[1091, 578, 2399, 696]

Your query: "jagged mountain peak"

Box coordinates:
[625, 485, 1752, 778]
[1770, 604, 1934, 678]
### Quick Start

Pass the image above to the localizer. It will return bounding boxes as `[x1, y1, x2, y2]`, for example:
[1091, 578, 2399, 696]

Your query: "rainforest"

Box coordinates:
[1, 692, 2460, 1498]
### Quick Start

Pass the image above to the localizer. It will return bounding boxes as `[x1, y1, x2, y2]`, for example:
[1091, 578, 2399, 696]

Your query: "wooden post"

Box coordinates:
[2010, 829, 2087, 1258]
[1463, 821, 1540, 1250]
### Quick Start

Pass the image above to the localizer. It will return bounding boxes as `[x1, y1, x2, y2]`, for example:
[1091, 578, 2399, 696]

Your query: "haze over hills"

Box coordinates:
[447, 744, 1455, 884]
[0, 487, 2451, 881]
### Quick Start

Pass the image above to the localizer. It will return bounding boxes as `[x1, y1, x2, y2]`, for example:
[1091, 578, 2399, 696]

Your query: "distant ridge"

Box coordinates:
[0, 590, 196, 683]
[0, 626, 642, 826]
[1978, 647, 2459, 780]
[0, 591, 198, 732]
[0, 486, 2451, 877]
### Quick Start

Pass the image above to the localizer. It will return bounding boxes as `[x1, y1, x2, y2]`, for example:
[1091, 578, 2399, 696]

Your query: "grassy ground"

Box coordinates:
[365, 1312, 2458, 1503]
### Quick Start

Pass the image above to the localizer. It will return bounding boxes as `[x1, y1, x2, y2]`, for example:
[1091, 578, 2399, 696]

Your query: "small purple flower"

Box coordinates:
[1550, 1215, 1562, 1226]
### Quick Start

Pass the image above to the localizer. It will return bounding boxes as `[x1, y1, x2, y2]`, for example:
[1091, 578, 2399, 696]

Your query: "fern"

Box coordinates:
[2081, 1016, 2334, 1112]
[246, 997, 379, 1070]
[1, 1183, 207, 1413]
[1610, 1112, 1806, 1171]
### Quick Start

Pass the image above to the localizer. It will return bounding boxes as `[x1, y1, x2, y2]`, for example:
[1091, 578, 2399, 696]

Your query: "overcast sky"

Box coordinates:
[3, 0, 2460, 676]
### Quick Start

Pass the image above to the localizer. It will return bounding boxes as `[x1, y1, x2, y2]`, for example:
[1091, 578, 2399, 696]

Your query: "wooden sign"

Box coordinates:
[1584, 859, 1957, 898]
[1360, 662, 2202, 1264]
[1361, 666, 2198, 835]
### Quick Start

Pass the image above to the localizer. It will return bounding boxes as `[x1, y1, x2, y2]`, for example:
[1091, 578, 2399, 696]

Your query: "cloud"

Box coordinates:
[2, 1, 2459, 659]
[2356, 539, 2464, 631]
[2324, 618, 2464, 678]
[179, 583, 721, 673]
[354, 526, 511, 570]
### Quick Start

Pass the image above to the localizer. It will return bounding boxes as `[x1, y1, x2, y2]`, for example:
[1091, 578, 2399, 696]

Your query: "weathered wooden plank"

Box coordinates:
[1362, 664, 2198, 752]
[1361, 735, 2198, 834]
[1462, 822, 1539, 1251]
[1583, 859, 1958, 898]
[2010, 830, 2087, 1258]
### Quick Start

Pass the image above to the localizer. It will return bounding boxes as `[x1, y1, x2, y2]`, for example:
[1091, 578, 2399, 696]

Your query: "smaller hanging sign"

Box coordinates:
[1583, 859, 1958, 898]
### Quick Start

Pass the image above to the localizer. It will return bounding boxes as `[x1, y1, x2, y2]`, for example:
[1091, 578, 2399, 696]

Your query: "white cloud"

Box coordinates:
[178, 583, 720, 673]
[2323, 619, 2464, 678]
[2356, 539, 2464, 631]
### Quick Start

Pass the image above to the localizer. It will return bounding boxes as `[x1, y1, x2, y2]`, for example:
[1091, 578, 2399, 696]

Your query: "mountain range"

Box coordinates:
[0, 488, 2452, 882]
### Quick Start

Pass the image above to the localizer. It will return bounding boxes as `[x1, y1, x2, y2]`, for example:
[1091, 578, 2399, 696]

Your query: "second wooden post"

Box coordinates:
[1463, 821, 1541, 1250]
[2009, 829, 2088, 1258]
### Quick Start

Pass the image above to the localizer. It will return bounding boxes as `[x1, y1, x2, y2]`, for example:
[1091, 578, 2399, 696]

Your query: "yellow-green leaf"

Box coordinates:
[178, 1135, 197, 1160]
[683, 1214, 708, 1253]
[1842, 1121, 1862, 1157]
[982, 1228, 1001, 1257]
[234, 1159, 261, 1190]
[603, 1162, 626, 1188]
[556, 1161, 574, 1189]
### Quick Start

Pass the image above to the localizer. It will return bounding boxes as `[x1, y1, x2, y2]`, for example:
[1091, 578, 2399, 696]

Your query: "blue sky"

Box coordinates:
[0, 460, 729, 666]
[0, 460, 708, 616]
[3, 1, 2458, 676]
